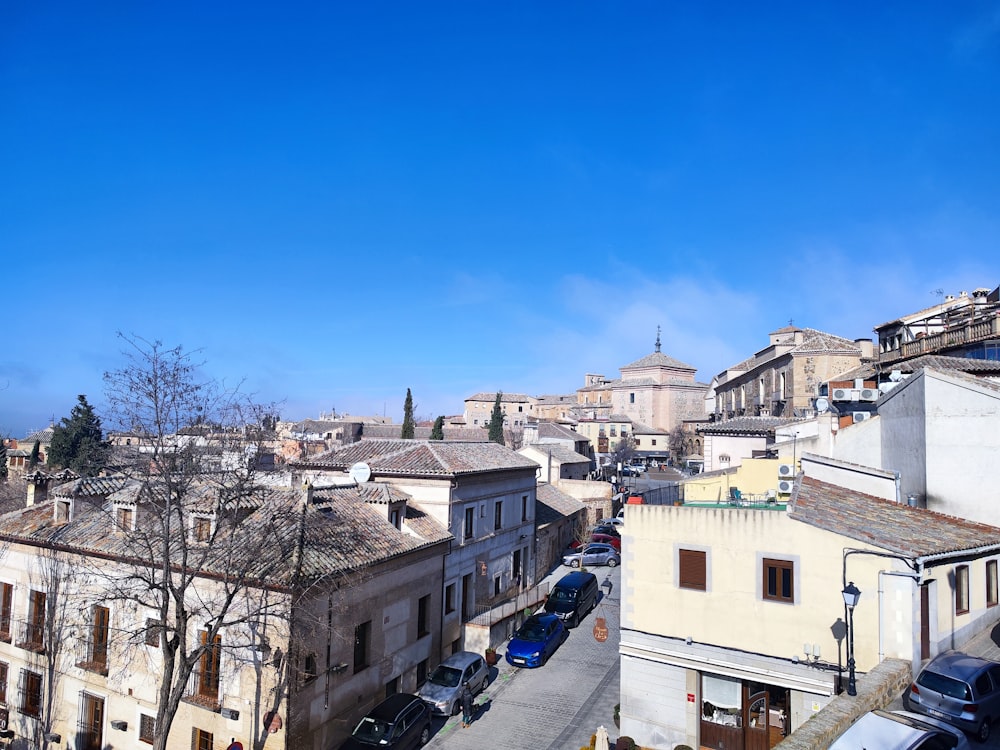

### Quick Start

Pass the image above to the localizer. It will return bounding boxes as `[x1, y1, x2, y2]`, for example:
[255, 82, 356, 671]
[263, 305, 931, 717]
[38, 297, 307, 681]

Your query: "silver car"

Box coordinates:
[416, 651, 488, 716]
[830, 709, 971, 750]
[563, 542, 620, 568]
[907, 651, 1000, 742]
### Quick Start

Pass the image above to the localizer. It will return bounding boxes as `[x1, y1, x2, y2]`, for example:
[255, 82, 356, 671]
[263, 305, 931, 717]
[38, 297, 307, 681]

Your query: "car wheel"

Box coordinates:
[570, 558, 580, 568]
[976, 718, 991, 743]
[450, 700, 459, 716]
[607, 558, 618, 567]
[419, 725, 431, 745]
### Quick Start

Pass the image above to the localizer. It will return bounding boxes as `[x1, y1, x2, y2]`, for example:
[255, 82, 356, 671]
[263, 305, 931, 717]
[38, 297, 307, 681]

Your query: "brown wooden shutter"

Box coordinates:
[678, 549, 706, 590]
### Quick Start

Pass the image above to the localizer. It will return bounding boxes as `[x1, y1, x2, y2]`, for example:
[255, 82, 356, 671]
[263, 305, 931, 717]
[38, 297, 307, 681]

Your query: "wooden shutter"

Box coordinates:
[678, 549, 706, 591]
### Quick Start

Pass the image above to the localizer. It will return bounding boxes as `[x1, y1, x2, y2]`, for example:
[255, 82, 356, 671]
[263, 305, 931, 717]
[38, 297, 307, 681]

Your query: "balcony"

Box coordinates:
[15, 620, 45, 653]
[182, 670, 221, 711]
[879, 315, 1000, 365]
[76, 637, 110, 676]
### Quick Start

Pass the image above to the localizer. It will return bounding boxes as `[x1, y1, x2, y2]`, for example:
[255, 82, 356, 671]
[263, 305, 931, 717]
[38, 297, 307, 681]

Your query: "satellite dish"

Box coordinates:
[815, 397, 830, 413]
[349, 462, 371, 483]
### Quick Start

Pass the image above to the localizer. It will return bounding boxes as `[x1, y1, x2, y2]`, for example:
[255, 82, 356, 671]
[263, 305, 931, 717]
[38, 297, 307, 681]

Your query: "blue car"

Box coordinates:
[505, 613, 567, 668]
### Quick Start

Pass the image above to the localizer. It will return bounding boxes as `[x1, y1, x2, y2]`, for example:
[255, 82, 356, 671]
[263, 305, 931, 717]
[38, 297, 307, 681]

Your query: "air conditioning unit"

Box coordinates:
[110, 720, 128, 731]
[859, 388, 878, 401]
[852, 412, 869, 422]
[777, 479, 794, 494]
[832, 388, 849, 400]
[221, 707, 240, 721]
[777, 463, 795, 478]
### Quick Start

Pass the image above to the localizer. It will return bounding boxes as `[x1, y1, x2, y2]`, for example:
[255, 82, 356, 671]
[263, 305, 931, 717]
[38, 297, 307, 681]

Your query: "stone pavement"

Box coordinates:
[426, 563, 622, 750]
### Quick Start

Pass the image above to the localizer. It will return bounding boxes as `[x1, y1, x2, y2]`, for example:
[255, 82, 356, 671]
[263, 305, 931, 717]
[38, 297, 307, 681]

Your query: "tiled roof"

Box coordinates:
[19, 426, 55, 443]
[535, 394, 577, 404]
[52, 475, 129, 498]
[294, 439, 539, 476]
[789, 476, 1000, 558]
[465, 392, 533, 402]
[791, 329, 864, 355]
[632, 423, 668, 435]
[532, 422, 584, 441]
[522, 444, 590, 465]
[535, 483, 586, 525]
[835, 355, 1000, 382]
[0, 482, 449, 586]
[622, 351, 697, 371]
[698, 416, 801, 435]
[349, 481, 413, 505]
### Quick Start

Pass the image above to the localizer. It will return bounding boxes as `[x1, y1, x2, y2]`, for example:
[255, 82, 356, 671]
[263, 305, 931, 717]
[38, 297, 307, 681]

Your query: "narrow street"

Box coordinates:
[426, 563, 622, 750]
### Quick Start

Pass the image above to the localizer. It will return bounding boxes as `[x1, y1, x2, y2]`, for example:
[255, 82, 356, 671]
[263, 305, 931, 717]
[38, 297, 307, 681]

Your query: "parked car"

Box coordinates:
[563, 543, 620, 568]
[830, 709, 971, 750]
[906, 650, 1000, 742]
[339, 693, 431, 750]
[505, 613, 567, 668]
[569, 532, 621, 552]
[544, 570, 600, 627]
[620, 465, 642, 477]
[592, 524, 621, 537]
[599, 517, 624, 527]
[416, 651, 488, 716]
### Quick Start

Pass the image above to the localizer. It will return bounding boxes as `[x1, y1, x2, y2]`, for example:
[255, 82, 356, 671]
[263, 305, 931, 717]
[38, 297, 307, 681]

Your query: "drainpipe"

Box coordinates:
[894, 471, 902, 505]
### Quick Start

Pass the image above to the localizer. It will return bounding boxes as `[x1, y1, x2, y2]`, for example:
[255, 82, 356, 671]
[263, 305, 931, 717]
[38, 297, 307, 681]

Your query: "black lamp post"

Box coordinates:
[842, 581, 861, 696]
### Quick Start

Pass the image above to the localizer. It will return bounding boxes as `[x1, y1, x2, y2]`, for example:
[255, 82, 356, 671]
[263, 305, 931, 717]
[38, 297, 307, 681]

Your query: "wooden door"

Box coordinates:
[921, 583, 931, 660]
[80, 693, 104, 750]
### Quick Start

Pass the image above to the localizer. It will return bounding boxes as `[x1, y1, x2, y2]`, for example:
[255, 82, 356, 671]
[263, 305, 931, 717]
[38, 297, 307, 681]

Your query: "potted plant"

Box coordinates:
[614, 703, 620, 728]
[485, 646, 498, 666]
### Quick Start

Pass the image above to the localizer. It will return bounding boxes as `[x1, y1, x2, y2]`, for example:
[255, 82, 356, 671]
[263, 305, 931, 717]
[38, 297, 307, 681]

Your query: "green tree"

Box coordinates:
[0, 439, 7, 480]
[487, 392, 505, 445]
[28, 439, 41, 468]
[401, 388, 415, 439]
[49, 394, 111, 475]
[429, 415, 445, 440]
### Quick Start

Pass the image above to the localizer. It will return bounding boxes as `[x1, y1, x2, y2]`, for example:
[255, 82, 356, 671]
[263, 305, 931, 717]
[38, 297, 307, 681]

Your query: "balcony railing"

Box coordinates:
[183, 669, 221, 711]
[15, 620, 45, 653]
[879, 316, 1000, 365]
[76, 637, 110, 676]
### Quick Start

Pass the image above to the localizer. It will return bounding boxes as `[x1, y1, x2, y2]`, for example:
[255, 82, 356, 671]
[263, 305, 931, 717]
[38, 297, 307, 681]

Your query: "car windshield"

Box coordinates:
[918, 670, 973, 700]
[352, 716, 394, 742]
[550, 588, 577, 603]
[427, 665, 463, 688]
[515, 620, 548, 641]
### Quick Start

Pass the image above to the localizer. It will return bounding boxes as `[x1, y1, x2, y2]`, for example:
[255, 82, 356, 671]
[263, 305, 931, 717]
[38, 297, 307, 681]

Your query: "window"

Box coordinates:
[464, 508, 474, 540]
[494, 575, 502, 596]
[762, 558, 794, 603]
[18, 669, 42, 717]
[444, 584, 456, 614]
[80, 605, 109, 673]
[521, 495, 529, 522]
[302, 653, 318, 682]
[629, 393, 635, 403]
[198, 630, 221, 698]
[23, 590, 46, 649]
[384, 676, 399, 697]
[494, 501, 503, 531]
[678, 549, 707, 591]
[989, 561, 998, 608]
[145, 618, 162, 647]
[417, 595, 430, 637]
[956, 565, 970, 615]
[116, 506, 134, 531]
[0, 661, 7, 704]
[651, 439, 657, 446]
[55, 499, 71, 523]
[354, 620, 371, 674]
[0, 582, 12, 640]
[139, 714, 156, 744]
[193, 516, 212, 543]
[192, 728, 213, 750]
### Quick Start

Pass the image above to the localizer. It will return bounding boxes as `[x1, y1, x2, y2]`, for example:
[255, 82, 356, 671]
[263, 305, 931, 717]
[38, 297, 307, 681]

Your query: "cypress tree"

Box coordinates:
[488, 392, 505, 445]
[28, 440, 40, 468]
[429, 416, 445, 440]
[401, 388, 415, 439]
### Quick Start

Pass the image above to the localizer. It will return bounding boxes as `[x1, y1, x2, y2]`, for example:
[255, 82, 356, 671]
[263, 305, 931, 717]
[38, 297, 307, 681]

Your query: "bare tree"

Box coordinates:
[96, 334, 294, 750]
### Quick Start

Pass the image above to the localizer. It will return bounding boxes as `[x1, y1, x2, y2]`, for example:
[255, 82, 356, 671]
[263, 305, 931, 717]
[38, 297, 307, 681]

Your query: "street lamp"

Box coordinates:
[842, 581, 861, 696]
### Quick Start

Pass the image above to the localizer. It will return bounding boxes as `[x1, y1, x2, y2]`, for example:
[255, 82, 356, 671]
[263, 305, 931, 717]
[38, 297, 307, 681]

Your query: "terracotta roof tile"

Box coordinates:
[294, 439, 538, 476]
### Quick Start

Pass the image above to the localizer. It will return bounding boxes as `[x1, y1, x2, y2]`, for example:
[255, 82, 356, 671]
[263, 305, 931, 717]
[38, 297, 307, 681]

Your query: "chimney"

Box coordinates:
[301, 481, 313, 507]
[26, 471, 50, 507]
[854, 338, 874, 359]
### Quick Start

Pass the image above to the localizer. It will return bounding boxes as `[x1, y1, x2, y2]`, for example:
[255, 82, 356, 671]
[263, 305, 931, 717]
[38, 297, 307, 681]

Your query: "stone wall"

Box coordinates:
[774, 659, 912, 750]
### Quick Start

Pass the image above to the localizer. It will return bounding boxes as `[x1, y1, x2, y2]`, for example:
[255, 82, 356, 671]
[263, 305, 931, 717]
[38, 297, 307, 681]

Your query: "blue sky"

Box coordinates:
[2, 2, 998, 437]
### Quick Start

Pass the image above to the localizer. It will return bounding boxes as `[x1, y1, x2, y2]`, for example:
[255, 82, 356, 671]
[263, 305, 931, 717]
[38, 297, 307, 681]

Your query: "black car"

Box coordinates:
[592, 524, 621, 537]
[339, 693, 431, 749]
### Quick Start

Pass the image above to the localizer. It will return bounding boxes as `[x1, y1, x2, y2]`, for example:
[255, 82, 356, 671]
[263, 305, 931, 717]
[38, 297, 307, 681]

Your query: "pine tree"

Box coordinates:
[401, 388, 415, 439]
[49, 394, 111, 476]
[430, 416, 445, 440]
[488, 392, 505, 445]
[28, 440, 40, 468]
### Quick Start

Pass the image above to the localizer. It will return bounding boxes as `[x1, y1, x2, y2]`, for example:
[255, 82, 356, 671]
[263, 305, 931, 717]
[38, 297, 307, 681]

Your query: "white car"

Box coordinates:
[599, 517, 624, 527]
[829, 709, 971, 750]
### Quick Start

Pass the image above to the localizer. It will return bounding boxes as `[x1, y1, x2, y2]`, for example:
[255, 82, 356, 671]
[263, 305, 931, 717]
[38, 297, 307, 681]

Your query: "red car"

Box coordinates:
[569, 533, 621, 553]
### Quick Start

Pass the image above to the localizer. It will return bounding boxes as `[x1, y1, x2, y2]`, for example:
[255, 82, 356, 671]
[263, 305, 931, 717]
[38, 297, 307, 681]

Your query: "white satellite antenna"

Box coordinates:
[349, 462, 372, 483]
[815, 397, 830, 414]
